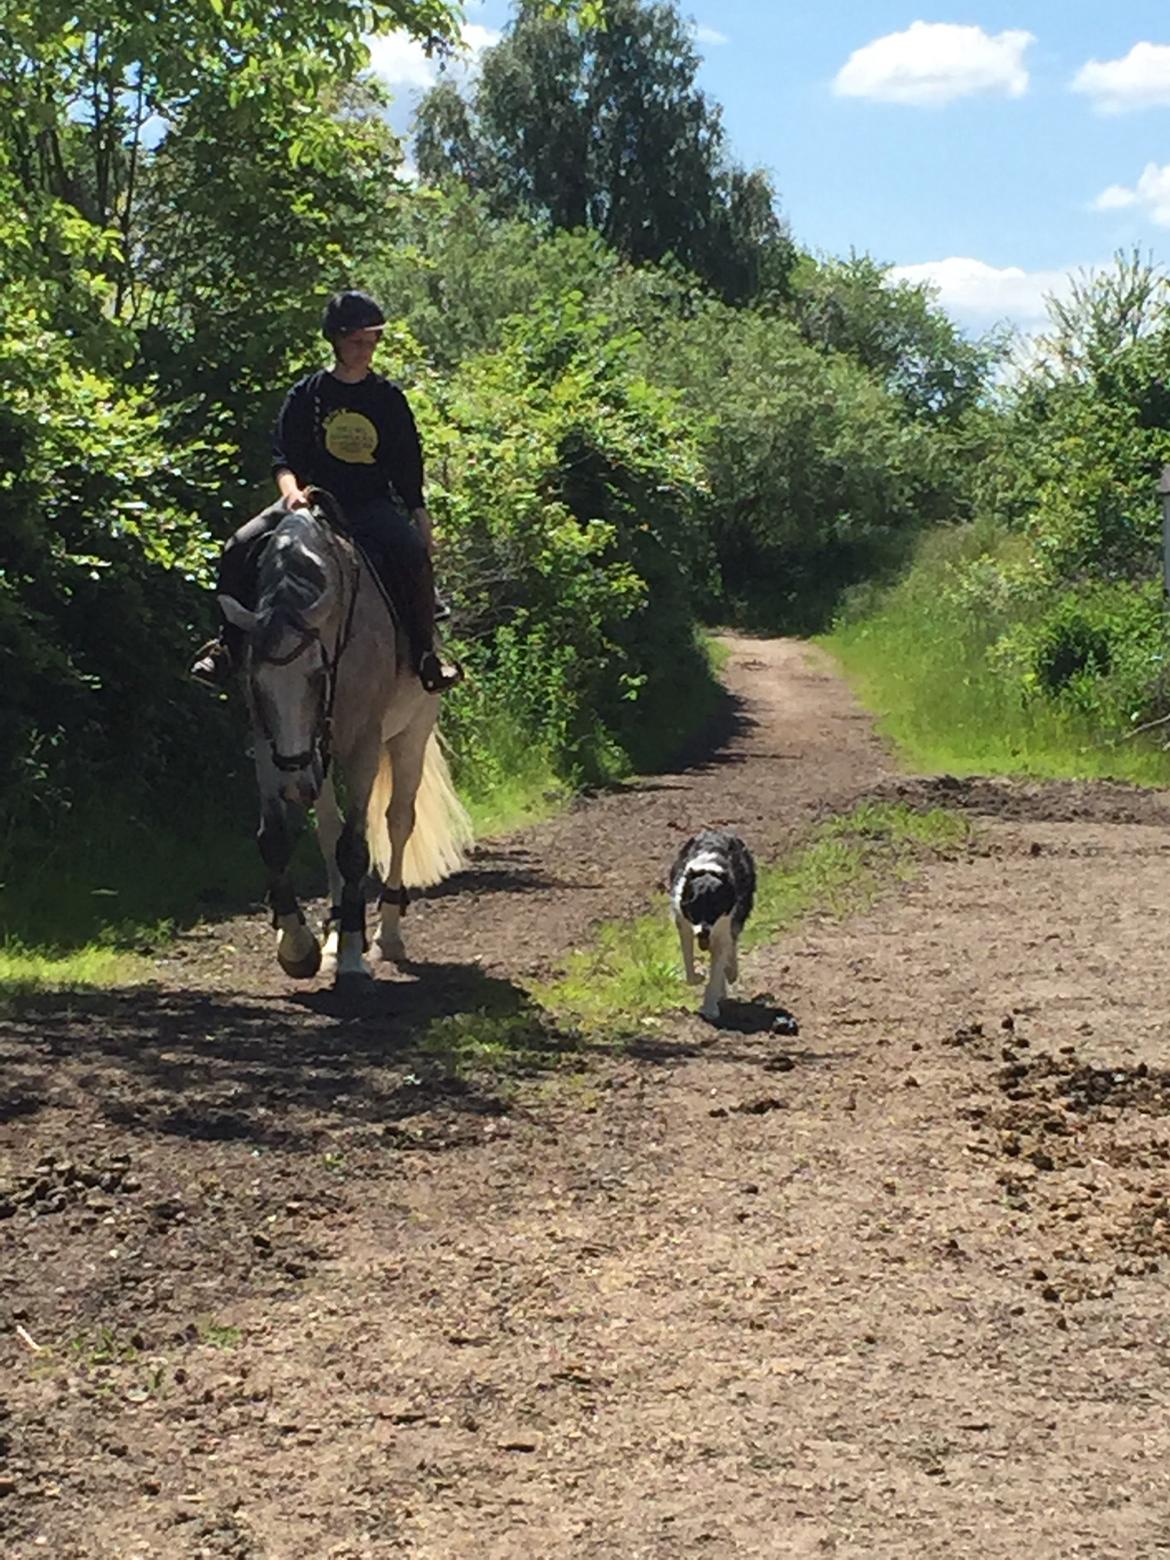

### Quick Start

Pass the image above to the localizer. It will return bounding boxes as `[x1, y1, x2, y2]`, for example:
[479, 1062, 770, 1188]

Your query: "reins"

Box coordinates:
[318, 536, 362, 777]
[248, 511, 362, 778]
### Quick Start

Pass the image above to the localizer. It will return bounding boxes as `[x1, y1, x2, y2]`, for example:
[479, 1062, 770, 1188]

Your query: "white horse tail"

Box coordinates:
[366, 731, 473, 889]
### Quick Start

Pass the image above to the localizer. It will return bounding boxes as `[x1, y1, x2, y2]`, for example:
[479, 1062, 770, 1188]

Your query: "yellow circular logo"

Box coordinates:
[323, 409, 378, 465]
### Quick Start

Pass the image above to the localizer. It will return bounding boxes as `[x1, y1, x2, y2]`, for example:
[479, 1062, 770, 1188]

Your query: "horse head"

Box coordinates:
[221, 512, 346, 806]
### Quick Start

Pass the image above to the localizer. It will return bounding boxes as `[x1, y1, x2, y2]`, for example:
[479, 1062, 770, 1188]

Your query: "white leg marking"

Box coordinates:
[700, 916, 733, 1021]
[336, 929, 372, 982]
[321, 921, 340, 979]
[675, 913, 699, 985]
[376, 900, 407, 965]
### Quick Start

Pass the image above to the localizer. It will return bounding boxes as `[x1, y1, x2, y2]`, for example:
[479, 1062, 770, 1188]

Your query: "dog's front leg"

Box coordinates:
[700, 915, 733, 1021]
[675, 912, 700, 984]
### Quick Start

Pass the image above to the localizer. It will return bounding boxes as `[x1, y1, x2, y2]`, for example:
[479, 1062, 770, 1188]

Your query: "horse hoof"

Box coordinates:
[278, 940, 322, 979]
[375, 938, 407, 965]
[335, 966, 374, 988]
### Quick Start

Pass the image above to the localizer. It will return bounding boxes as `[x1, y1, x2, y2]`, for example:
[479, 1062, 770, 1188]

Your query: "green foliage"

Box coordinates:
[789, 252, 1002, 423]
[0, 148, 236, 864]
[410, 293, 712, 784]
[628, 293, 968, 629]
[829, 523, 1170, 785]
[834, 250, 1170, 777]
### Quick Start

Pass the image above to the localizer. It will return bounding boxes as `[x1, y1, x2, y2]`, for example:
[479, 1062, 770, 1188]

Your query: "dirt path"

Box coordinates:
[6, 637, 1170, 1557]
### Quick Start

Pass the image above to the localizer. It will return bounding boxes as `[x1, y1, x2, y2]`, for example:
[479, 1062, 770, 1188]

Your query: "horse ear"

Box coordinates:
[219, 594, 258, 632]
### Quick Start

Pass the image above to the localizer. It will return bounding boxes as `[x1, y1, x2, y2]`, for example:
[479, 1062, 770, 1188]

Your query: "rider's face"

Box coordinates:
[335, 328, 381, 372]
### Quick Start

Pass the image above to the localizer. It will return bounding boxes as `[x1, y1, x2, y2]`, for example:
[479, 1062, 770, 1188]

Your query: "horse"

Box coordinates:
[218, 492, 472, 984]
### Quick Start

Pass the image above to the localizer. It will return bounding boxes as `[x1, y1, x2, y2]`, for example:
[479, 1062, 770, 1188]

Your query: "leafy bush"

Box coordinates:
[411, 296, 710, 786]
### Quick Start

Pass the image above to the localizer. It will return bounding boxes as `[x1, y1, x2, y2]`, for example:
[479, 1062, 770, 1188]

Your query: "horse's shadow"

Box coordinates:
[1, 959, 574, 1152]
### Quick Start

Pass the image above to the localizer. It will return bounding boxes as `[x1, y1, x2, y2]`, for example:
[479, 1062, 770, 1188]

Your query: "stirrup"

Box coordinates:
[418, 650, 463, 694]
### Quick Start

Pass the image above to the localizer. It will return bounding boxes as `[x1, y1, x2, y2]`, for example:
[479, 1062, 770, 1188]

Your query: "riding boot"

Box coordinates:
[190, 622, 244, 688]
[411, 555, 462, 694]
[190, 504, 279, 689]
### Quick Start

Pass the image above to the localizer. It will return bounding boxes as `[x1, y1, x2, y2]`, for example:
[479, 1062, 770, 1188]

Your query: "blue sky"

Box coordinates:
[368, 3, 1170, 335]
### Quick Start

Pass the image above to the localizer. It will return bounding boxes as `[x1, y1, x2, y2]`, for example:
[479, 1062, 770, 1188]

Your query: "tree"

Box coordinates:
[415, 0, 794, 303]
[1034, 248, 1170, 385]
[789, 253, 1001, 423]
[0, 0, 464, 313]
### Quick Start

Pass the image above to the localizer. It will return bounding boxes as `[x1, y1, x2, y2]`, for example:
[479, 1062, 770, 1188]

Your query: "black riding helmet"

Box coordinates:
[321, 289, 386, 339]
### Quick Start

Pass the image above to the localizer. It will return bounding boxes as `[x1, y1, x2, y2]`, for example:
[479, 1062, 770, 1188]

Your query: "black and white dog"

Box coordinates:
[669, 829, 756, 1022]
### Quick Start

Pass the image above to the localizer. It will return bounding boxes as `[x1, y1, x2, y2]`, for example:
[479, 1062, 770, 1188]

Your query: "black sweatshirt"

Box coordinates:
[271, 369, 425, 513]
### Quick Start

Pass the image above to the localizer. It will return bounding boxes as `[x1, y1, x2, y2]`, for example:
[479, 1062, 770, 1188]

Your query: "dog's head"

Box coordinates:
[680, 869, 735, 949]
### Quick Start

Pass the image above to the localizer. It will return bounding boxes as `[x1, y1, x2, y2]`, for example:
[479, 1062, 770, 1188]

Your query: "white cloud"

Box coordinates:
[890, 257, 1076, 328]
[1072, 42, 1170, 114]
[461, 23, 501, 55]
[834, 22, 1033, 107]
[1090, 162, 1170, 225]
[693, 24, 729, 46]
[366, 33, 437, 90]
[365, 21, 502, 91]
[1092, 184, 1138, 212]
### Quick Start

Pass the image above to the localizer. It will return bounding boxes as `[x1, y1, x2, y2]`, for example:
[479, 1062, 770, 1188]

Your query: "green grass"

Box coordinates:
[416, 1003, 579, 1080]
[824, 537, 1170, 787]
[463, 759, 571, 839]
[0, 788, 264, 953]
[533, 802, 968, 1032]
[0, 940, 154, 998]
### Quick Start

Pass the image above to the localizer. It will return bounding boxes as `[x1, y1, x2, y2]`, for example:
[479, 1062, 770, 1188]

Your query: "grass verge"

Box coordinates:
[828, 617, 1170, 785]
[823, 526, 1170, 786]
[0, 942, 154, 998]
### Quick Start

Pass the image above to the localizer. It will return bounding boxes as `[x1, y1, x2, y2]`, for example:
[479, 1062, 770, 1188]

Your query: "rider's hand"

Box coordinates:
[285, 486, 310, 510]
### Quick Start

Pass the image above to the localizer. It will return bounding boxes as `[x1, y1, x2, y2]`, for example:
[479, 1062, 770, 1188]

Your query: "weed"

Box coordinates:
[200, 1322, 241, 1350]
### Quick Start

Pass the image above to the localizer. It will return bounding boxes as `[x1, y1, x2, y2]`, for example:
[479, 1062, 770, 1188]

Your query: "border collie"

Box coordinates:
[669, 829, 756, 1022]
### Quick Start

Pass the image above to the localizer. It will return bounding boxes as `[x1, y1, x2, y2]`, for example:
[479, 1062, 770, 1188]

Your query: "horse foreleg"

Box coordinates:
[259, 801, 320, 980]
[375, 731, 428, 965]
[314, 773, 345, 977]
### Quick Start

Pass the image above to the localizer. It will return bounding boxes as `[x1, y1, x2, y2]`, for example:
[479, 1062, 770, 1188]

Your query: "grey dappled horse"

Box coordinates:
[220, 494, 471, 983]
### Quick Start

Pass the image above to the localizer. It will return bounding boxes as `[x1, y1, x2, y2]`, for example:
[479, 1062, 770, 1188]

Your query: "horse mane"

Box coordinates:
[253, 510, 332, 659]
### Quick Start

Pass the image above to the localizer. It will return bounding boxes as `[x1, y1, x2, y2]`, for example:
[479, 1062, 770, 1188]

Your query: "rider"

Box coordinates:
[191, 288, 461, 693]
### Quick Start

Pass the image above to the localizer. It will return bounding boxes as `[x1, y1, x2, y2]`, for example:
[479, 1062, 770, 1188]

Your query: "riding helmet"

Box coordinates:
[321, 289, 386, 339]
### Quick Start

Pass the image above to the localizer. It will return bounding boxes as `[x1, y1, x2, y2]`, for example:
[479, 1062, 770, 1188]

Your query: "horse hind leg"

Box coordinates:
[375, 732, 428, 965]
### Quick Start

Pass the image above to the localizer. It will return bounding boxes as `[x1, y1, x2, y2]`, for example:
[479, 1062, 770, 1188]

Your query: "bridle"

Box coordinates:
[248, 542, 361, 778]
